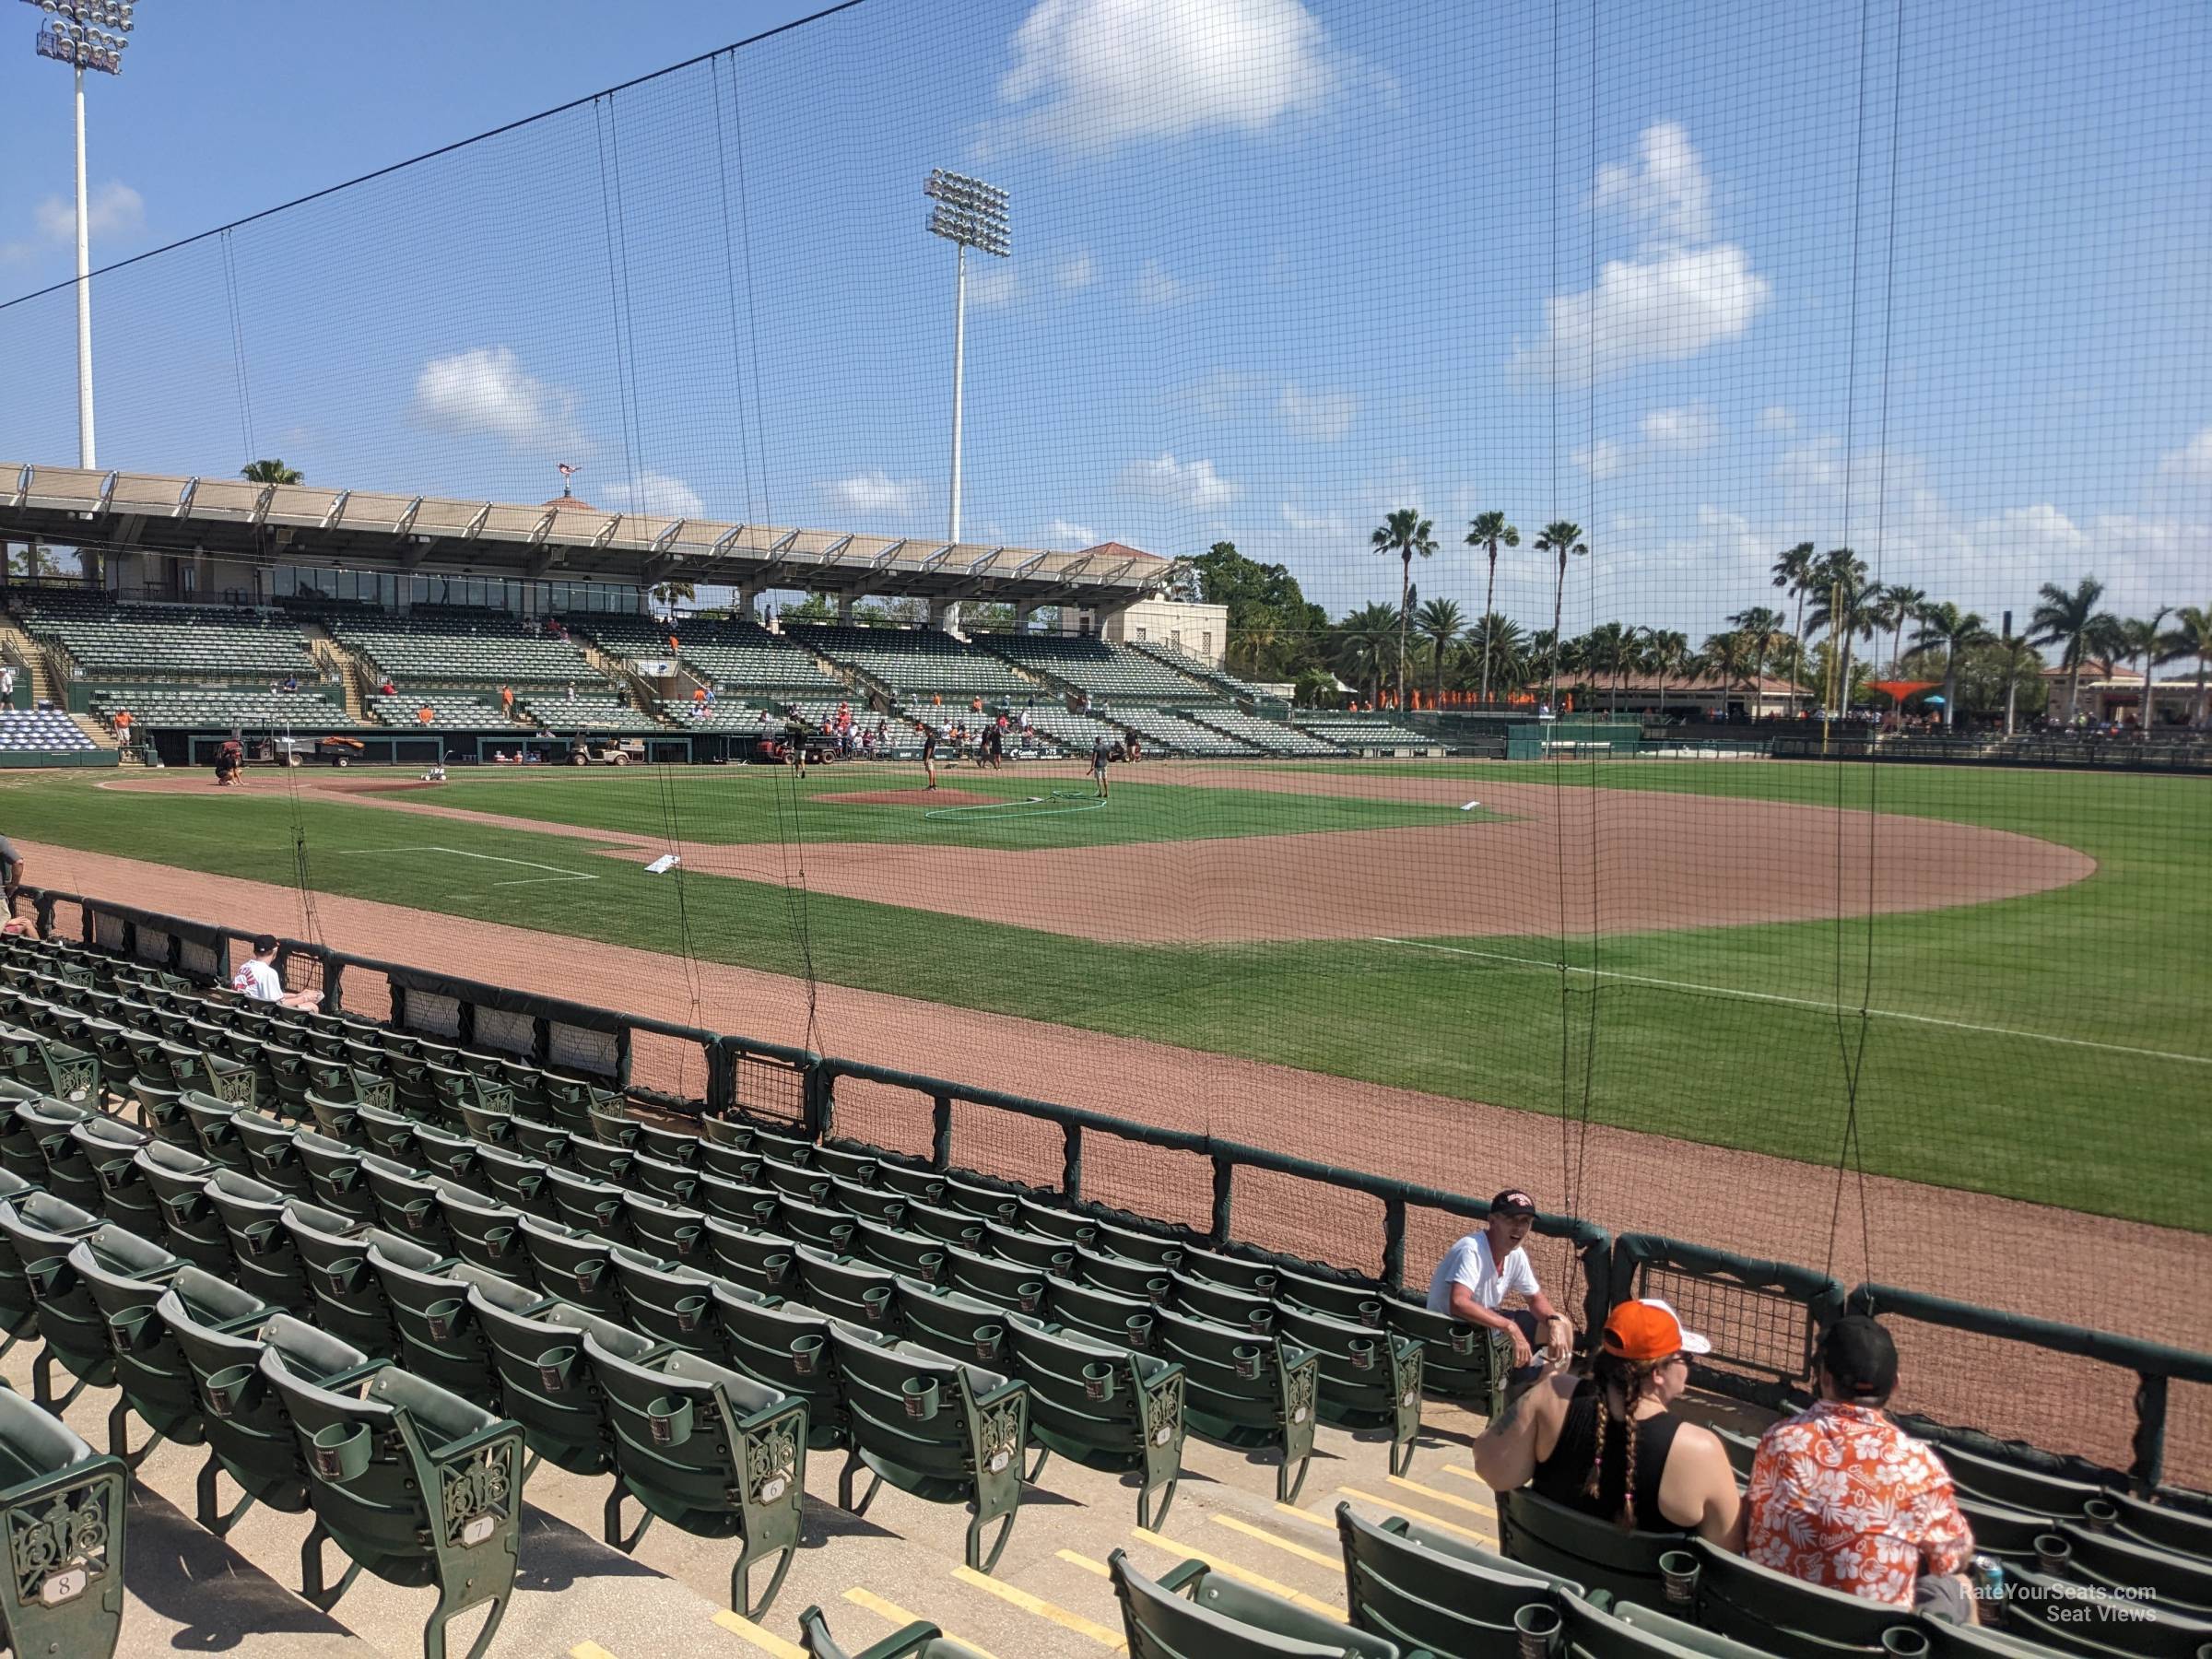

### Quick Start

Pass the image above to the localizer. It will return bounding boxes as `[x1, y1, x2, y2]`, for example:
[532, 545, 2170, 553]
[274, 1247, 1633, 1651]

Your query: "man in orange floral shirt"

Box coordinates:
[1746, 1315, 1976, 1623]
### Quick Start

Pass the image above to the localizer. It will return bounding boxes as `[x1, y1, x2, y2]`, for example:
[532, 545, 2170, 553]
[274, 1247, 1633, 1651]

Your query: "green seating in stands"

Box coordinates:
[410, 1125, 484, 1189]
[621, 1193, 709, 1265]
[1933, 1440, 2100, 1518]
[259, 1344, 524, 1659]
[812, 1143, 878, 1185]
[0, 1194, 110, 1398]
[0, 1174, 50, 1358]
[905, 1200, 987, 1251]
[295, 1129, 378, 1224]
[1382, 1294, 1512, 1417]
[1152, 1304, 1320, 1502]
[372, 1251, 512, 1403]
[629, 1149, 700, 1206]
[580, 1331, 807, 1616]
[284, 1206, 415, 1355]
[1495, 1488, 1688, 1611]
[2001, 1560, 2212, 1654]
[701, 1171, 782, 1227]
[1109, 1547, 1403, 1657]
[2052, 1519, 2212, 1613]
[1077, 1244, 1177, 1303]
[161, 1300, 376, 1537]
[895, 1281, 1015, 1369]
[232, 1110, 312, 1194]
[2, 1097, 86, 1188]
[2098, 1488, 2212, 1562]
[777, 1193, 861, 1255]
[947, 1243, 1050, 1317]
[1337, 1504, 1579, 1658]
[567, 1135, 634, 1187]
[435, 1180, 529, 1276]
[1170, 1269, 1277, 1333]
[1688, 1536, 1914, 1655]
[474, 1142, 555, 1218]
[796, 1604, 993, 1658]
[936, 1175, 1019, 1225]
[355, 1100, 423, 1162]
[606, 1246, 723, 1354]
[0, 1381, 128, 1659]
[712, 1280, 848, 1450]
[24, 1100, 121, 1211]
[89, 1262, 259, 1460]
[828, 1175, 907, 1228]
[981, 1220, 1077, 1277]
[1009, 1310, 1184, 1527]
[466, 1285, 626, 1481]
[132, 1140, 235, 1275]
[62, 1113, 151, 1219]
[795, 1244, 904, 1333]
[1042, 1270, 1156, 1349]
[544, 1167, 628, 1238]
[1558, 1594, 1784, 1659]
[509, 1115, 573, 1166]
[362, 1155, 459, 1252]
[1956, 1497, 2052, 1566]
[700, 1140, 765, 1186]
[705, 1216, 802, 1297]
[517, 1214, 627, 1320]
[1275, 1303, 1424, 1476]
[871, 1160, 946, 1206]
[36, 1227, 180, 1409]
[827, 1323, 1029, 1572]
[1015, 1197, 1096, 1247]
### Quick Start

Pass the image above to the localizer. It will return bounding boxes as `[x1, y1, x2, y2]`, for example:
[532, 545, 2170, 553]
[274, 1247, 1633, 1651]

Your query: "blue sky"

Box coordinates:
[2, 0, 2206, 639]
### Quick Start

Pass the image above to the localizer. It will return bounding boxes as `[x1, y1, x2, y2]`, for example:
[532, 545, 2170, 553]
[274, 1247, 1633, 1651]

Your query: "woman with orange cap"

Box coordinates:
[1473, 1298, 1744, 1547]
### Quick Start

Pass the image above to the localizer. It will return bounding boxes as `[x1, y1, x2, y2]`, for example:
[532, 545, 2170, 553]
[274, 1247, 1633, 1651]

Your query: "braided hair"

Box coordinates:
[1581, 1347, 1674, 1530]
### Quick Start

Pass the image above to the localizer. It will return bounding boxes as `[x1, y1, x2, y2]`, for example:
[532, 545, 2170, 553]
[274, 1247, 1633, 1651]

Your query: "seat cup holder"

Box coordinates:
[1232, 1344, 1264, 1381]
[1659, 1549, 1700, 1606]
[1512, 1602, 1561, 1659]
[646, 1394, 694, 1446]
[310, 1421, 373, 1482]
[790, 1335, 823, 1376]
[2033, 1534, 2072, 1575]
[2081, 1498, 2118, 1533]
[1082, 1360, 1116, 1402]
[901, 1377, 940, 1420]
[424, 1297, 463, 1342]
[972, 1324, 1003, 1363]
[535, 1344, 579, 1394]
[1125, 1313, 1154, 1349]
[675, 1294, 707, 1333]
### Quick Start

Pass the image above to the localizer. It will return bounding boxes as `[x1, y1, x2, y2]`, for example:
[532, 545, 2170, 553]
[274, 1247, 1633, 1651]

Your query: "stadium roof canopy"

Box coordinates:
[0, 461, 1170, 606]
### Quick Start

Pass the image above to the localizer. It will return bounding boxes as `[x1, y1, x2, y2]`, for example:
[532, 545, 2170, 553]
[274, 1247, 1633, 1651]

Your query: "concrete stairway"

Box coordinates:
[298, 619, 375, 724]
[0, 612, 62, 708]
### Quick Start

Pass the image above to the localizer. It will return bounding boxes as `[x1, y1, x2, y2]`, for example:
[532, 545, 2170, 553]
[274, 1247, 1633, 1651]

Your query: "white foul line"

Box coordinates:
[1371, 936, 2212, 1067]
[327, 845, 600, 887]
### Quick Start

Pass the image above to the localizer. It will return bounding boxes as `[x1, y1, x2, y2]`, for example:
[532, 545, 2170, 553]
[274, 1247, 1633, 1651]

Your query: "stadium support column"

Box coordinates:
[838, 592, 854, 623]
[1015, 601, 1038, 635]
[74, 65, 95, 469]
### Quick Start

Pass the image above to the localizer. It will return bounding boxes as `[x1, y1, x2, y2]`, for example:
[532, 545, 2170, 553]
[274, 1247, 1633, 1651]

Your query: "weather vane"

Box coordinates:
[556, 461, 580, 498]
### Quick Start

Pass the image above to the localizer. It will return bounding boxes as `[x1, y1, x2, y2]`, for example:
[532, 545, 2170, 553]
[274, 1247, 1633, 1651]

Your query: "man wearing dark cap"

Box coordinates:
[1747, 1314, 1976, 1621]
[1425, 1188, 1577, 1386]
[229, 934, 323, 1011]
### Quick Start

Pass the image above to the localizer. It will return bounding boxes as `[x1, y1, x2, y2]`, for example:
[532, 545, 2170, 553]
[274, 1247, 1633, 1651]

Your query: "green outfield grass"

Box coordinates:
[5, 759, 2204, 1229]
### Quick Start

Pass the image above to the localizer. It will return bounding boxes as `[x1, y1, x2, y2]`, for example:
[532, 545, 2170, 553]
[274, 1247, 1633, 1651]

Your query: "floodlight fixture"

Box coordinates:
[23, 0, 147, 467]
[924, 170, 1009, 555]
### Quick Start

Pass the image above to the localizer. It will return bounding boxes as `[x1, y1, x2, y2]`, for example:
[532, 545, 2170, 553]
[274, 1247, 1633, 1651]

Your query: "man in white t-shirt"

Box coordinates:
[1426, 1188, 1576, 1385]
[231, 933, 322, 1009]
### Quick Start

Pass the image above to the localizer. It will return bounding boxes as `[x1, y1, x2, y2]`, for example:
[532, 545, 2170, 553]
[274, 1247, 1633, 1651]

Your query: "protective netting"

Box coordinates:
[1, 0, 2207, 1481]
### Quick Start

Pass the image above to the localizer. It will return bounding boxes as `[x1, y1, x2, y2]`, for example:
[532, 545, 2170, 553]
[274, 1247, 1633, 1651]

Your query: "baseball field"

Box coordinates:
[6, 753, 2205, 1233]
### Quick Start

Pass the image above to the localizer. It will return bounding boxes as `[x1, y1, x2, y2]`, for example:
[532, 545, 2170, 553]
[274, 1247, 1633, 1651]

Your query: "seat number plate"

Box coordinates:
[40, 1568, 87, 1606]
[461, 1514, 496, 1547]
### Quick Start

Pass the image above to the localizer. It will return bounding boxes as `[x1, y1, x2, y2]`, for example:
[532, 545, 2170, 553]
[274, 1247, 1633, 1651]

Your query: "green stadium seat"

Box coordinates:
[1088, 1220, 1186, 1270]
[632, 1122, 700, 1166]
[1932, 1440, 2101, 1518]
[1014, 1198, 1097, 1247]
[712, 1279, 848, 1450]
[1688, 1536, 1914, 1654]
[935, 1175, 1020, 1225]
[182, 1092, 251, 1172]
[1008, 1311, 1185, 1527]
[1170, 1269, 1277, 1333]
[1991, 1560, 2212, 1655]
[1336, 1503, 1578, 1658]
[509, 1115, 574, 1166]
[259, 1344, 524, 1658]
[0, 1380, 128, 1659]
[1041, 1270, 1155, 1349]
[92, 1262, 261, 1461]
[1109, 1547, 1404, 1657]
[36, 1227, 181, 1410]
[1151, 1305, 1321, 1502]
[794, 1243, 904, 1333]
[305, 1088, 366, 1146]
[456, 1100, 513, 1147]
[947, 1243, 1050, 1317]
[517, 1215, 628, 1320]
[1557, 1594, 1788, 1658]
[1956, 1497, 2054, 1566]
[410, 1124, 485, 1189]
[544, 1167, 628, 1238]
[2, 1096, 87, 1189]
[1274, 1303, 1424, 1476]
[474, 1143, 557, 1218]
[2051, 1519, 2212, 1613]
[1495, 1488, 1688, 1610]
[777, 1193, 861, 1255]
[1382, 1294, 1511, 1417]
[567, 1135, 634, 1186]
[355, 1100, 424, 1163]
[827, 1323, 1030, 1573]
[761, 1155, 834, 1206]
[368, 1245, 505, 1402]
[362, 1155, 459, 1252]
[605, 1246, 724, 1354]
[981, 1219, 1077, 1277]
[894, 1280, 1013, 1368]
[1077, 1245, 1178, 1304]
[580, 1331, 808, 1616]
[284, 1206, 417, 1355]
[465, 1284, 628, 1483]
[620, 1192, 709, 1265]
[231, 1109, 312, 1195]
[61, 1112, 152, 1219]
[872, 1160, 947, 1206]
[904, 1199, 988, 1250]
[2098, 1489, 2212, 1563]
[700, 1171, 782, 1227]
[628, 1149, 700, 1206]
[697, 1113, 757, 1151]
[132, 1140, 235, 1275]
[795, 1604, 993, 1658]
[24, 1100, 126, 1212]
[704, 1216, 802, 1297]
[1176, 1245, 1282, 1294]
[437, 1181, 529, 1277]
[201, 1177, 313, 1312]
[848, 1217, 948, 1285]
[295, 1129, 378, 1225]
[0, 1193, 111, 1395]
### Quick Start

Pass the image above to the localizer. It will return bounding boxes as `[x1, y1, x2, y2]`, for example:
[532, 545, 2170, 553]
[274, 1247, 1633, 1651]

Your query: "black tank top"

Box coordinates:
[1531, 1377, 1686, 1529]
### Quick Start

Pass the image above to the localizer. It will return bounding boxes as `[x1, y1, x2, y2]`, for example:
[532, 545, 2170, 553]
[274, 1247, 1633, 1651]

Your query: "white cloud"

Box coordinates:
[823, 471, 928, 517]
[1518, 244, 1770, 384]
[999, 0, 1340, 154]
[4, 181, 143, 262]
[1573, 438, 1629, 480]
[1043, 517, 1098, 547]
[1171, 369, 1262, 420]
[1278, 383, 1356, 442]
[1641, 403, 1719, 453]
[1591, 121, 1712, 245]
[1120, 452, 1238, 510]
[969, 264, 1020, 309]
[408, 347, 582, 449]
[2159, 425, 2212, 479]
[1133, 259, 1199, 309]
[1280, 501, 1354, 538]
[599, 470, 703, 519]
[1054, 250, 1096, 291]
[1760, 405, 1797, 435]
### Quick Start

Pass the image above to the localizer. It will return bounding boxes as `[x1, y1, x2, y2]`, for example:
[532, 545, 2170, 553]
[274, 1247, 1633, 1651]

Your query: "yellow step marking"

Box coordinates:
[1441, 1464, 1489, 1487]
[1058, 1547, 1112, 1579]
[950, 1566, 1126, 1651]
[571, 1644, 620, 1659]
[1272, 1500, 1340, 1534]
[1386, 1472, 1497, 1516]
[1336, 1486, 1499, 1546]
[709, 1610, 806, 1659]
[842, 1589, 1000, 1659]
[1211, 1512, 1345, 1572]
[1129, 1525, 1340, 1615]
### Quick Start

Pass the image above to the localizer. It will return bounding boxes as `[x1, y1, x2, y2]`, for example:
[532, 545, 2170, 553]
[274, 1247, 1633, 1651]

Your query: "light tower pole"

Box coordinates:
[924, 170, 1008, 548]
[27, 0, 138, 470]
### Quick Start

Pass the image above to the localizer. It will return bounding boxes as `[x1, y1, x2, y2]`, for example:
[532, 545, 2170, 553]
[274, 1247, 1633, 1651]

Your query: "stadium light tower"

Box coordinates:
[23, 0, 138, 470]
[924, 170, 1008, 546]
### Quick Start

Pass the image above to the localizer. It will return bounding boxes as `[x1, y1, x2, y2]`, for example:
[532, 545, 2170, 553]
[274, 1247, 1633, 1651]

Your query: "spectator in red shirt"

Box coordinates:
[1747, 1315, 1976, 1622]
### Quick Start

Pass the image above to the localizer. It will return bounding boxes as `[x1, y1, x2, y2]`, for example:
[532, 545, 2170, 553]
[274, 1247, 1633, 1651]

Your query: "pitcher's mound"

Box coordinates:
[823, 787, 997, 807]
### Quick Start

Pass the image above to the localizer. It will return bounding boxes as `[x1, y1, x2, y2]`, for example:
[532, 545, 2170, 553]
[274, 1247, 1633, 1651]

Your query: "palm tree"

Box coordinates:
[1700, 630, 1758, 714]
[1643, 629, 1689, 719]
[2030, 577, 2112, 724]
[1465, 512, 1519, 704]
[1583, 621, 1631, 713]
[2112, 608, 2172, 731]
[1909, 601, 1992, 730]
[1878, 584, 1927, 674]
[1414, 597, 1463, 708]
[1462, 614, 1527, 698]
[1534, 521, 1587, 712]
[1726, 606, 1786, 715]
[1771, 542, 1818, 702]
[1806, 549, 1875, 712]
[1984, 625, 2042, 735]
[241, 459, 302, 486]
[2161, 605, 2212, 727]
[1332, 602, 1401, 707]
[1371, 508, 1436, 710]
